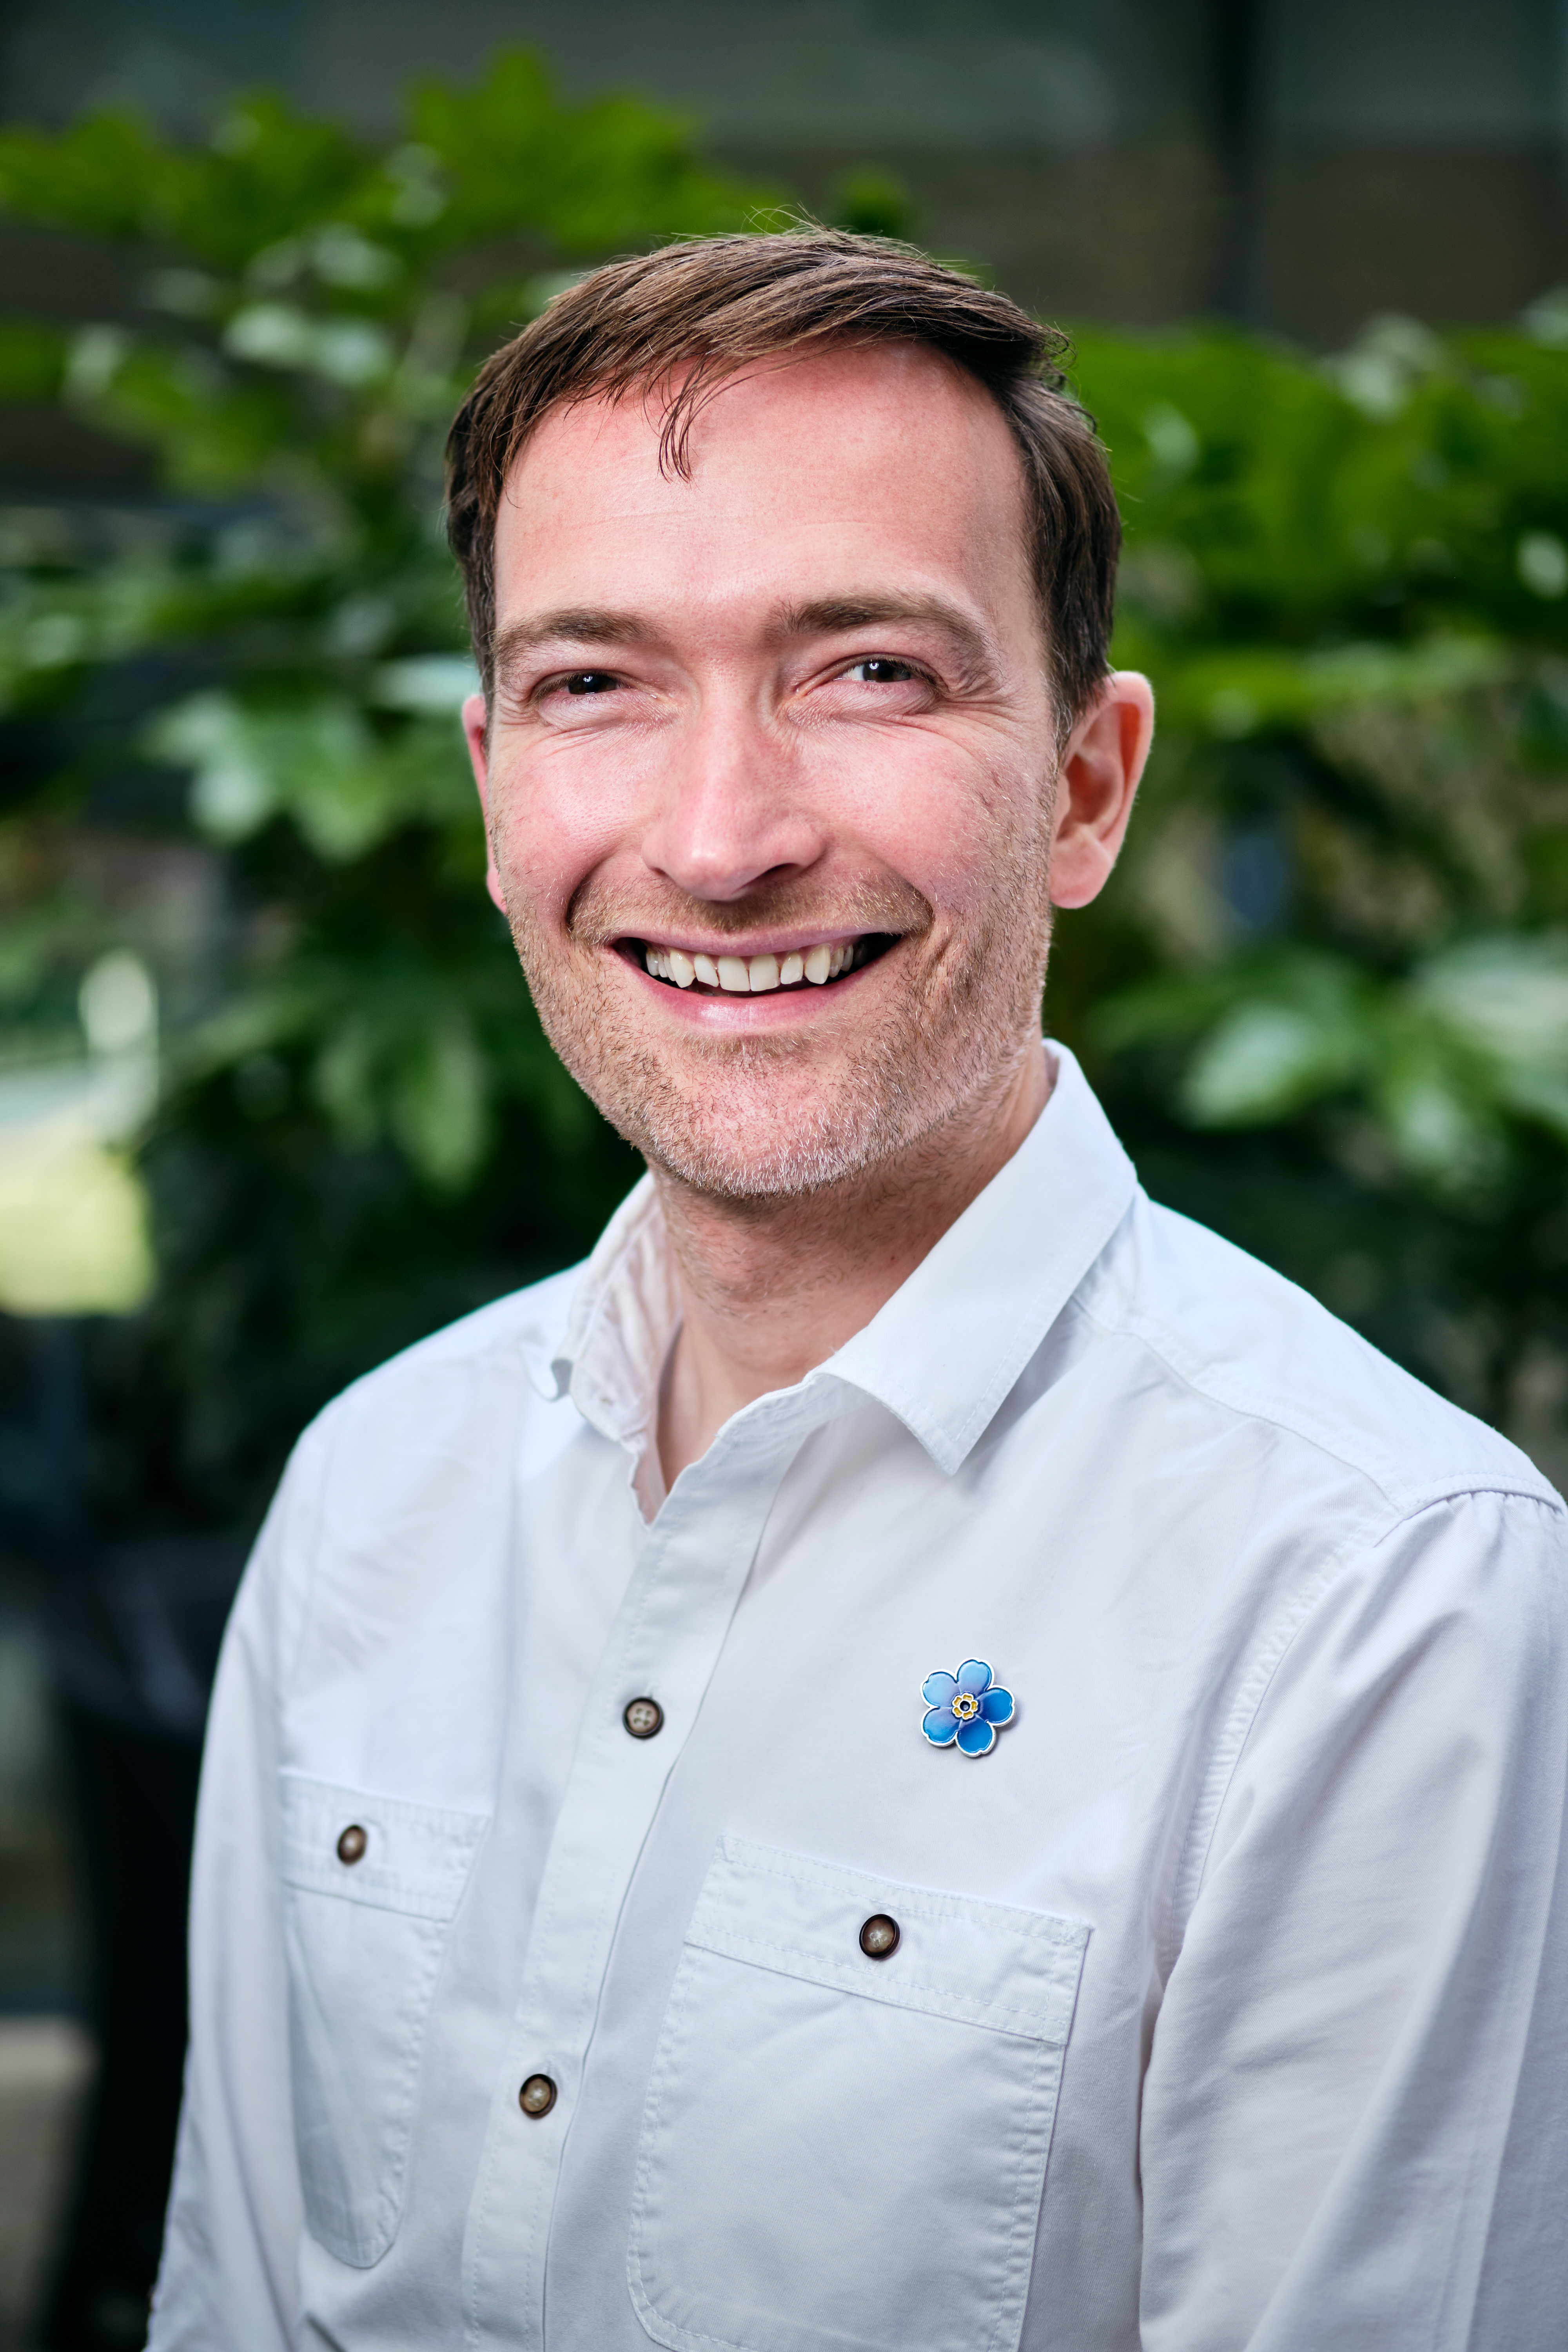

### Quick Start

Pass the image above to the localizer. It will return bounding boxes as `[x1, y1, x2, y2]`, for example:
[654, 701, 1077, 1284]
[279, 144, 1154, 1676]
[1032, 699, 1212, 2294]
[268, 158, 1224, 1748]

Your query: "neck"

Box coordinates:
[653, 1040, 1051, 1489]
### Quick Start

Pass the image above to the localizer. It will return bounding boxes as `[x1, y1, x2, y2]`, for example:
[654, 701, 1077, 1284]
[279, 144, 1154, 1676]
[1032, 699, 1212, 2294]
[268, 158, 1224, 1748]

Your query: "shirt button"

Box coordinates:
[859, 1913, 900, 1960]
[623, 1697, 664, 1739]
[336, 1824, 368, 1865]
[518, 2073, 558, 2118]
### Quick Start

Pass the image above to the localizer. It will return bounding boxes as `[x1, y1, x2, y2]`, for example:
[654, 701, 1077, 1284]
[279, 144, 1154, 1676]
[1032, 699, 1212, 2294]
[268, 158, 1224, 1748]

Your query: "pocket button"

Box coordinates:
[336, 1824, 368, 1865]
[519, 2073, 558, 2118]
[858, 1912, 900, 1959]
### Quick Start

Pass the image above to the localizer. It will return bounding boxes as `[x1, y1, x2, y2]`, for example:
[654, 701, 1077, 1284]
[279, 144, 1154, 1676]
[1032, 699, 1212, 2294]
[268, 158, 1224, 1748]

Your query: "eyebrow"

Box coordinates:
[765, 595, 1000, 691]
[492, 591, 1002, 693]
[493, 610, 652, 675]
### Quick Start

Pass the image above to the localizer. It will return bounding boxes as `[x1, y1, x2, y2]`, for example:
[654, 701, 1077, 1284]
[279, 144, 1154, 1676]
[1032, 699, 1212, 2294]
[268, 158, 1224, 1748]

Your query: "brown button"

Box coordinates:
[623, 1697, 664, 1739]
[859, 1913, 900, 1960]
[336, 1824, 368, 1866]
[519, 2073, 557, 2118]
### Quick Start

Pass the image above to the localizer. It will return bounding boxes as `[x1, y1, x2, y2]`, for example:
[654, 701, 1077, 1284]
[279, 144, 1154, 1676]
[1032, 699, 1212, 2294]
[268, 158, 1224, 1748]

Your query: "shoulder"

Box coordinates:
[1077, 1191, 1558, 1525]
[236, 1264, 590, 1662]
[292, 1260, 585, 1481]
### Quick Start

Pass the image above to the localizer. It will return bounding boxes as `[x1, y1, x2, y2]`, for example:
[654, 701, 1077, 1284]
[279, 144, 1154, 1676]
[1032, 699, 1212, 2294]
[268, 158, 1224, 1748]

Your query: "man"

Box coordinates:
[151, 230, 1567, 2351]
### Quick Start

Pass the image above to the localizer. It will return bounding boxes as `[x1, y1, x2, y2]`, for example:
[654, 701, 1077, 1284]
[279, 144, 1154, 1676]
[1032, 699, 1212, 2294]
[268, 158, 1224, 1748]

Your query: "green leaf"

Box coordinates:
[390, 1013, 488, 1188]
[1182, 996, 1366, 1125]
[148, 690, 474, 860]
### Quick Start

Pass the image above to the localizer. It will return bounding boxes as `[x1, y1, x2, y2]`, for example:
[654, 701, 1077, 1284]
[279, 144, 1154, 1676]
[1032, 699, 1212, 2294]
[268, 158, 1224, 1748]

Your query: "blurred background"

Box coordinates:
[0, 1, 1566, 2343]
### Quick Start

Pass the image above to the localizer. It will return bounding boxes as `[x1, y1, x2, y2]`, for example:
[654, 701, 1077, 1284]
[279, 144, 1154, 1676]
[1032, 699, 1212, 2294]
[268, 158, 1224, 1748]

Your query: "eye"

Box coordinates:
[843, 657, 916, 684]
[563, 670, 622, 695]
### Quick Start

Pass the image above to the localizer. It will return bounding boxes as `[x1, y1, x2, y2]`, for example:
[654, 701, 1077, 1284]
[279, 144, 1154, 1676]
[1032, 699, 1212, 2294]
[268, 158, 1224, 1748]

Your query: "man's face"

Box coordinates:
[468, 343, 1086, 1200]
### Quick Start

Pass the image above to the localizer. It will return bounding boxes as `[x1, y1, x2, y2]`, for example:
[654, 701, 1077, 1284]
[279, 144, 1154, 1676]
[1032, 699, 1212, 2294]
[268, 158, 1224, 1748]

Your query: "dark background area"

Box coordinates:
[3, 0, 1568, 376]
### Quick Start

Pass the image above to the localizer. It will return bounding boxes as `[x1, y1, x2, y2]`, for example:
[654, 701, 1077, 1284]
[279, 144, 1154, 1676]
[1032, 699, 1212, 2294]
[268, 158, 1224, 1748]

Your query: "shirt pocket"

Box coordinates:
[278, 1771, 488, 2267]
[627, 1833, 1090, 2352]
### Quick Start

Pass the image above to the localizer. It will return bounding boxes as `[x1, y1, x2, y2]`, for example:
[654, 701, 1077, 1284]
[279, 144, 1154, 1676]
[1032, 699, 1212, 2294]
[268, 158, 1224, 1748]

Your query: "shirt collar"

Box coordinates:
[811, 1045, 1136, 1471]
[519, 1044, 1137, 1477]
[518, 1173, 675, 1445]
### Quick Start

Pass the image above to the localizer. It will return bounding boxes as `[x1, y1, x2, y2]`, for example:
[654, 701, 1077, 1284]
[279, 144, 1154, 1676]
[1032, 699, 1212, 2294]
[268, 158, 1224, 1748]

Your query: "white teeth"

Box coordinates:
[645, 938, 868, 991]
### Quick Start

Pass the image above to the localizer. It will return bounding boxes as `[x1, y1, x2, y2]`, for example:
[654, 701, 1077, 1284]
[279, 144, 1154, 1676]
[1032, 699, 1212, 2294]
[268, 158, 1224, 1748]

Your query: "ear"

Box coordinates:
[1047, 672, 1154, 911]
[463, 690, 509, 917]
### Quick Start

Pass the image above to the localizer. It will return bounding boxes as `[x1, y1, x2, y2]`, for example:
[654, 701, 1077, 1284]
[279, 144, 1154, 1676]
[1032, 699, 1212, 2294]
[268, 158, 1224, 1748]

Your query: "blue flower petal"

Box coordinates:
[921, 1670, 958, 1708]
[956, 1717, 996, 1756]
[956, 1659, 993, 1697]
[922, 1705, 960, 1746]
[980, 1686, 1014, 1725]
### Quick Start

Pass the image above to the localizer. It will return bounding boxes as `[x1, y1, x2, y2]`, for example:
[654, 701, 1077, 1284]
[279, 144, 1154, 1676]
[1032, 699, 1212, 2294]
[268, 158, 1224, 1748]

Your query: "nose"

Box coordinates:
[639, 693, 825, 904]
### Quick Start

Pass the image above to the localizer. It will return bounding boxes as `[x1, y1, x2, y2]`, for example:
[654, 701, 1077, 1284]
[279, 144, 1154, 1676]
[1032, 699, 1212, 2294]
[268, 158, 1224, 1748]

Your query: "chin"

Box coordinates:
[617, 1071, 913, 1202]
[641, 1122, 886, 1202]
[523, 933, 1034, 1205]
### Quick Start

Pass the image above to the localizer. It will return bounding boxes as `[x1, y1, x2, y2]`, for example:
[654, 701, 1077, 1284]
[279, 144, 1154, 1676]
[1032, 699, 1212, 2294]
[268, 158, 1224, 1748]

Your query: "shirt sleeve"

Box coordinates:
[1138, 1486, 1568, 2352]
[147, 1427, 329, 2352]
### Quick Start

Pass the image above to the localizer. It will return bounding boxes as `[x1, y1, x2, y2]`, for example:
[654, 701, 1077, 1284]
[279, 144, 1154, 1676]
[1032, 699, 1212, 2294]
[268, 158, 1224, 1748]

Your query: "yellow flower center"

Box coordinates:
[952, 1691, 980, 1721]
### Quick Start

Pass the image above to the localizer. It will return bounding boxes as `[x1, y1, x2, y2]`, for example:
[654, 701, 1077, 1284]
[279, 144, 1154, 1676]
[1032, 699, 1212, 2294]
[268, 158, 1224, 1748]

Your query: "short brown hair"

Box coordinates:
[445, 228, 1121, 730]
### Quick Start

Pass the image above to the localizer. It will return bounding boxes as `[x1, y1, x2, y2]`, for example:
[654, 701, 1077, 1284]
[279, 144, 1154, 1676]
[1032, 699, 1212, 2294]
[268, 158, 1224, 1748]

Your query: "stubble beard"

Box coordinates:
[503, 841, 1054, 1206]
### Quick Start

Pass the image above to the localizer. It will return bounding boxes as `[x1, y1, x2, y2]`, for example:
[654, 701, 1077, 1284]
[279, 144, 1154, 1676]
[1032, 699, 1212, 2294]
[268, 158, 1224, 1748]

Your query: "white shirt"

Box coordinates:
[151, 1046, 1568, 2352]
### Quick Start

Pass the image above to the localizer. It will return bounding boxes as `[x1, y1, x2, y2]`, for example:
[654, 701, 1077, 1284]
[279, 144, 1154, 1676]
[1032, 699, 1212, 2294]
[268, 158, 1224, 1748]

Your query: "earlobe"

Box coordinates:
[1047, 671, 1154, 912]
[461, 690, 510, 918]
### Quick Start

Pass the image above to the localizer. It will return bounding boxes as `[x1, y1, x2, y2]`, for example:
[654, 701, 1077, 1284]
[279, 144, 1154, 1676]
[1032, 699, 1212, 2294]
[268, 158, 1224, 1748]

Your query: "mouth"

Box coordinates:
[622, 933, 897, 996]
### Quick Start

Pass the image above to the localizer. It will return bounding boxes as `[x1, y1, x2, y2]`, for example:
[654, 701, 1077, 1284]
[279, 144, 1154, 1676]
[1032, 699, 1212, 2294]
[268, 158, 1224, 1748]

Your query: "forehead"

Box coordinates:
[492, 342, 1033, 630]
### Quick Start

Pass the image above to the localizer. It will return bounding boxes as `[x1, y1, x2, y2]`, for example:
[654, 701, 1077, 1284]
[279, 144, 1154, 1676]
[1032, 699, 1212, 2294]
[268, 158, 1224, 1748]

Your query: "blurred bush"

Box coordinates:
[0, 63, 1565, 1526]
[1061, 311, 1568, 1447]
[0, 55, 762, 1533]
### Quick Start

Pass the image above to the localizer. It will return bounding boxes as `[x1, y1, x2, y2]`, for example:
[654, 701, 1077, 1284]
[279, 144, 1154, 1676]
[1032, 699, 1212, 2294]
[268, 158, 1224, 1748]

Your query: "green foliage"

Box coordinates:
[1054, 314, 1568, 1441]
[3, 58, 1566, 1523]
[0, 56, 765, 1526]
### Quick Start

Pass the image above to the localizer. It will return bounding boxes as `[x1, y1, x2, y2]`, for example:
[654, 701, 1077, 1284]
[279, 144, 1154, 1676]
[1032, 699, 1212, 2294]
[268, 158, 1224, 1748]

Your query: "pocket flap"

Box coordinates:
[279, 1772, 487, 1922]
[687, 1833, 1088, 2042]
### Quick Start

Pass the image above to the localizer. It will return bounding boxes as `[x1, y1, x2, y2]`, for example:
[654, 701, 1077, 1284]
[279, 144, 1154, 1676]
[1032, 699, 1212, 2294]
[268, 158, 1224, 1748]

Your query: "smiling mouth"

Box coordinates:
[628, 935, 896, 996]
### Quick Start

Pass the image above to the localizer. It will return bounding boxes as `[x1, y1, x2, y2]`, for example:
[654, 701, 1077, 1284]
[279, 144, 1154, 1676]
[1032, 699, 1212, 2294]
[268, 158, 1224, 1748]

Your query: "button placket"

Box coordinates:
[462, 1399, 826, 2352]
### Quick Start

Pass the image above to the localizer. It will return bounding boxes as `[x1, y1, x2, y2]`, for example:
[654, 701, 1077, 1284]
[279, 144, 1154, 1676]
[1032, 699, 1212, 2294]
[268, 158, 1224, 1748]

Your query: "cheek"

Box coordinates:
[487, 739, 642, 926]
[829, 733, 1034, 918]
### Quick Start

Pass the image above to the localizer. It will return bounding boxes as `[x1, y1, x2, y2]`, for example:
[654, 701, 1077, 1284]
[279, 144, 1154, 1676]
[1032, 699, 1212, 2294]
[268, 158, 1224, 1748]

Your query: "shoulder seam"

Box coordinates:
[1069, 1289, 1555, 1518]
[1160, 1482, 1561, 1977]
[1160, 1533, 1363, 1978]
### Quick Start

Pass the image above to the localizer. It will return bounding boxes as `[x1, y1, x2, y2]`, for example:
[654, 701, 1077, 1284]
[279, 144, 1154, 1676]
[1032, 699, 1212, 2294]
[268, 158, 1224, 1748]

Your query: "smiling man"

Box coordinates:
[152, 233, 1567, 2352]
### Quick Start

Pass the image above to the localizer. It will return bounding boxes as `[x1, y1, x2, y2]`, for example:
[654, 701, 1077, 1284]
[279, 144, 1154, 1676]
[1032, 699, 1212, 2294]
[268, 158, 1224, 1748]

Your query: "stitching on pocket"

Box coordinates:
[628, 1946, 740, 2352]
[984, 2032, 1068, 2352]
[627, 1842, 1091, 2352]
[364, 1913, 446, 2265]
[715, 1835, 1085, 1948]
[278, 1774, 488, 1922]
[686, 1928, 1065, 2038]
[279, 1774, 489, 2267]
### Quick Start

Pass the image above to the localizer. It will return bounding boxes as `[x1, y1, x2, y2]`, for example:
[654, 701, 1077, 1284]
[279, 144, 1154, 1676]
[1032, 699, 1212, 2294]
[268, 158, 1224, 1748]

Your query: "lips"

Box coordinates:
[634, 936, 889, 994]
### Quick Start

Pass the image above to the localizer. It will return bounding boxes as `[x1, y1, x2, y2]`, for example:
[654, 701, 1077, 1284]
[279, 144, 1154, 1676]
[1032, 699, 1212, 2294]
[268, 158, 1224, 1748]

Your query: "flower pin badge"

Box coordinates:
[921, 1658, 1015, 1757]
